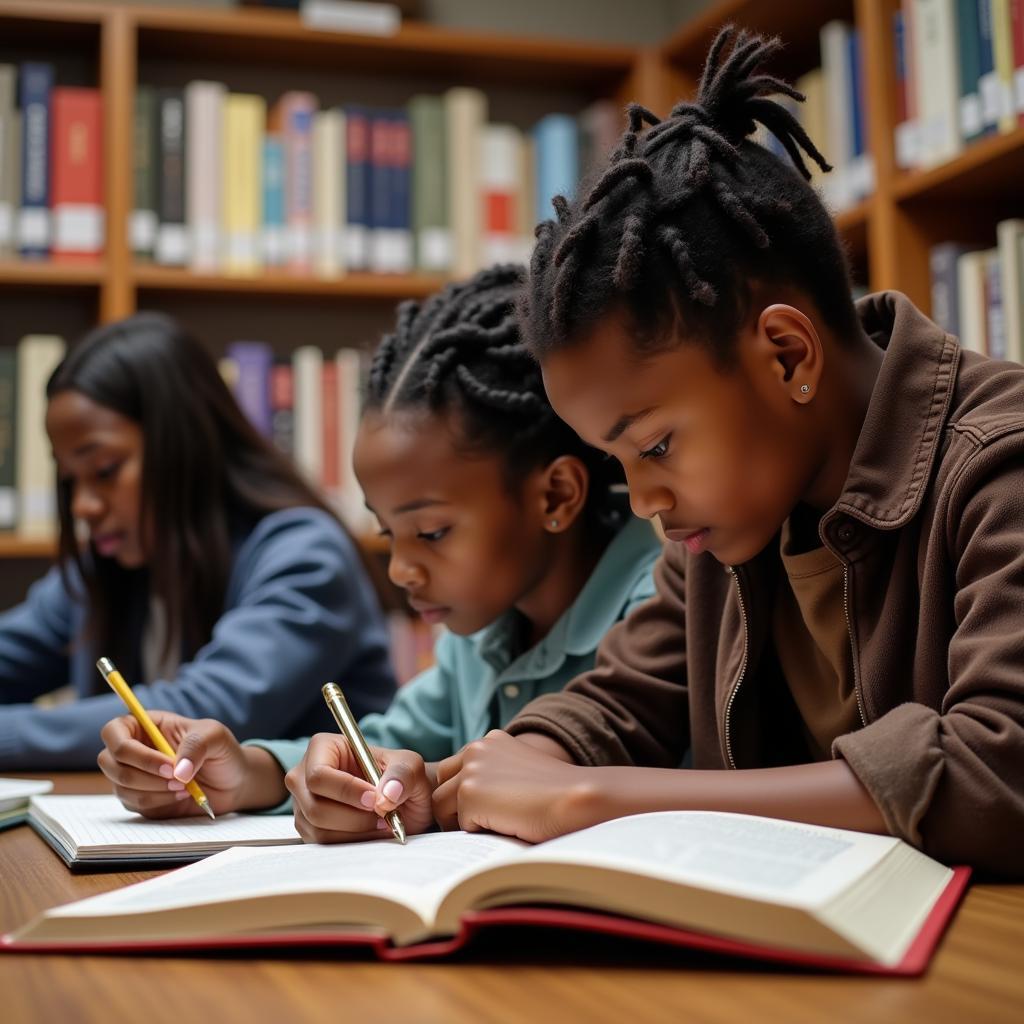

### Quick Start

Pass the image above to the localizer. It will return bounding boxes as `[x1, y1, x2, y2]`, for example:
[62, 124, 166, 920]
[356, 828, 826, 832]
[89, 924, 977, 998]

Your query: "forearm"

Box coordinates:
[570, 760, 888, 835]
[238, 746, 289, 810]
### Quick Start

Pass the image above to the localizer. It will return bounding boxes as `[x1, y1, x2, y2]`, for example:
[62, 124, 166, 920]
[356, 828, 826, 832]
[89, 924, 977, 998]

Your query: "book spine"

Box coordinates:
[50, 88, 104, 261]
[292, 345, 323, 485]
[409, 94, 450, 272]
[0, 64, 17, 258]
[226, 341, 273, 437]
[156, 90, 188, 266]
[956, 0, 984, 141]
[820, 21, 853, 204]
[929, 242, 970, 337]
[1012, 0, 1024, 124]
[445, 87, 486, 278]
[17, 62, 53, 258]
[185, 80, 225, 272]
[992, 0, 1018, 131]
[336, 348, 366, 531]
[369, 113, 391, 273]
[269, 361, 295, 456]
[481, 124, 519, 267]
[996, 218, 1024, 362]
[390, 111, 412, 274]
[533, 113, 579, 225]
[984, 247, 1007, 359]
[282, 93, 317, 273]
[0, 346, 16, 530]
[262, 135, 286, 267]
[344, 104, 371, 271]
[957, 250, 990, 354]
[913, 0, 962, 167]
[895, 2, 923, 168]
[321, 358, 340, 502]
[222, 93, 265, 275]
[15, 335, 65, 537]
[131, 86, 158, 260]
[312, 108, 344, 277]
[979, 0, 1001, 132]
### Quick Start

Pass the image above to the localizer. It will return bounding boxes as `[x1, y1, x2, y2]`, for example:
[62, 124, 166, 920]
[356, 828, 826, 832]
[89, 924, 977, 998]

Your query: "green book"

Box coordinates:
[955, 0, 984, 141]
[0, 346, 16, 530]
[409, 94, 450, 273]
[132, 85, 159, 260]
[0, 63, 17, 258]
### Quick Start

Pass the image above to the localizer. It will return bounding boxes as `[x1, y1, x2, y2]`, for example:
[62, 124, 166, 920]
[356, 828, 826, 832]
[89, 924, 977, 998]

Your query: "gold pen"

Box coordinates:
[322, 682, 406, 844]
[97, 657, 216, 820]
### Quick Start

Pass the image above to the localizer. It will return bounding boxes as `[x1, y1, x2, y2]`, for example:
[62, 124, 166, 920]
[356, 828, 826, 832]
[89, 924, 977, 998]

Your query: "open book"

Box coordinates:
[5, 810, 967, 974]
[29, 795, 300, 870]
[0, 778, 53, 832]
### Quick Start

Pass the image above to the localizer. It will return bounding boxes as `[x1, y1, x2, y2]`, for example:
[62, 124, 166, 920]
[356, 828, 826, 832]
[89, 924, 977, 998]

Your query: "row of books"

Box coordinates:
[134, 82, 619, 279]
[755, 21, 873, 213]
[0, 65, 104, 260]
[930, 218, 1024, 359]
[894, 0, 1024, 170]
[218, 341, 373, 533]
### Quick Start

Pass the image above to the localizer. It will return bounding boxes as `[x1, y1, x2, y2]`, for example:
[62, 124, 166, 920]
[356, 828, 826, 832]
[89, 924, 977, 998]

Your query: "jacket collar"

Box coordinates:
[829, 291, 961, 531]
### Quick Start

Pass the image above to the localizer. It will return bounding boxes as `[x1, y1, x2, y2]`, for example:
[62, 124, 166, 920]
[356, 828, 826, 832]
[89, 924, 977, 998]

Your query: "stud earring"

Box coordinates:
[800, 384, 810, 394]
[549, 519, 559, 529]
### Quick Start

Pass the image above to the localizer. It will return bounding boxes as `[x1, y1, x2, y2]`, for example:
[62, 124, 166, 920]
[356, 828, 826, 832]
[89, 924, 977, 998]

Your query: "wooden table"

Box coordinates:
[2, 773, 1022, 1024]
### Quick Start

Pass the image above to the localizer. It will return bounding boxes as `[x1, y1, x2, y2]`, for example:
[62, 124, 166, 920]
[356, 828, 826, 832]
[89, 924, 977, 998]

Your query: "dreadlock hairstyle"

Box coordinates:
[366, 263, 626, 532]
[522, 26, 860, 365]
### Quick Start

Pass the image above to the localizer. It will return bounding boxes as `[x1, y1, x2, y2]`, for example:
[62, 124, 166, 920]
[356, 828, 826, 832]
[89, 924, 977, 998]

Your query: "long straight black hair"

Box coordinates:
[46, 312, 338, 680]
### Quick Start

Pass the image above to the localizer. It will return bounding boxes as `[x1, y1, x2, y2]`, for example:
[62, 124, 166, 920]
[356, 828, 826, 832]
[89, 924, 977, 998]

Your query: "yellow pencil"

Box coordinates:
[96, 657, 215, 819]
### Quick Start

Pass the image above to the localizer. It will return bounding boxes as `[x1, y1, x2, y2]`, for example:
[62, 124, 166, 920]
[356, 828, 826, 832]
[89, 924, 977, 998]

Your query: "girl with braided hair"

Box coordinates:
[431, 27, 1024, 876]
[99, 265, 661, 839]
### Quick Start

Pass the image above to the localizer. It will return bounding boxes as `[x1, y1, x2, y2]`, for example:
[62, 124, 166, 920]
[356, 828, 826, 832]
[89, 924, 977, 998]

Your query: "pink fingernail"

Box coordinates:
[360, 790, 376, 809]
[174, 790, 190, 800]
[158, 764, 173, 779]
[382, 779, 403, 803]
[376, 818, 388, 830]
[168, 780, 185, 792]
[173, 759, 194, 782]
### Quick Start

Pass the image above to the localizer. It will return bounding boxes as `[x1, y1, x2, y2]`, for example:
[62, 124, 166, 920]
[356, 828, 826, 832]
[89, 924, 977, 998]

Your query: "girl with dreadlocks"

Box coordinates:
[99, 265, 661, 838]
[429, 28, 1024, 876]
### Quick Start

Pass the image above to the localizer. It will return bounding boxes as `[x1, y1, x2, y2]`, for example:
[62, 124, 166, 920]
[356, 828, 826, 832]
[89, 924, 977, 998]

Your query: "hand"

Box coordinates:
[98, 713, 280, 818]
[284, 734, 436, 844]
[433, 730, 598, 843]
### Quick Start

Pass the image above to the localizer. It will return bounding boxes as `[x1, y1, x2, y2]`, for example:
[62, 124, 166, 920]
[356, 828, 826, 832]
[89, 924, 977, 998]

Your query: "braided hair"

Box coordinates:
[367, 263, 626, 531]
[522, 26, 860, 365]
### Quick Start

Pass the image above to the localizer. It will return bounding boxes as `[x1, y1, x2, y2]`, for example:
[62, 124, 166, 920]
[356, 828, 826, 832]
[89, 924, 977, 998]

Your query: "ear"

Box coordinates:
[530, 455, 590, 533]
[756, 303, 823, 405]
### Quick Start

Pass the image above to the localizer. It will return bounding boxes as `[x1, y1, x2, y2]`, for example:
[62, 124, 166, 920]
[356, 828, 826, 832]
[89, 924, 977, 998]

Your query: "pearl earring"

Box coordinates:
[800, 384, 810, 394]
[549, 519, 559, 529]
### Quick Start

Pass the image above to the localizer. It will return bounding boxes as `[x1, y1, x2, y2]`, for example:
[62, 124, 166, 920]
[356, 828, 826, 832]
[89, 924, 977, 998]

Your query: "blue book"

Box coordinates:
[226, 341, 273, 438]
[533, 113, 579, 224]
[390, 110, 412, 273]
[344, 104, 371, 270]
[17, 62, 53, 258]
[369, 111, 390, 272]
[847, 31, 864, 161]
[978, 0, 999, 134]
[262, 136, 286, 267]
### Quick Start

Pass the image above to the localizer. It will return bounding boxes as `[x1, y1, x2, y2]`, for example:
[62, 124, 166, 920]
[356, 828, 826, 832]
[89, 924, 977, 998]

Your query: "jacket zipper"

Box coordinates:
[723, 566, 750, 770]
[842, 564, 868, 728]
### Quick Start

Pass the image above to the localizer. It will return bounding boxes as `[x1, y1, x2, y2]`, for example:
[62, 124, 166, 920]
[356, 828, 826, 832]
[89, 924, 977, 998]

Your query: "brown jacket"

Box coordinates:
[508, 292, 1024, 876]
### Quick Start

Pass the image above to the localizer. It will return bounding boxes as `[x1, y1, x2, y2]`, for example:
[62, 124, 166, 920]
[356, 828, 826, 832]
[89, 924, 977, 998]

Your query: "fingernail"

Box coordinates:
[359, 790, 376, 809]
[158, 764, 173, 779]
[174, 790, 190, 800]
[173, 759, 194, 782]
[167, 780, 185, 792]
[382, 779, 403, 803]
[376, 818, 388, 830]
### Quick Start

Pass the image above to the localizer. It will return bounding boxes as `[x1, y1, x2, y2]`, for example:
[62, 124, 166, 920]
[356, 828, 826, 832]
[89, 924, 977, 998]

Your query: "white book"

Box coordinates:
[957, 250, 991, 354]
[292, 345, 323, 487]
[480, 124, 523, 267]
[997, 219, 1024, 364]
[300, 0, 401, 36]
[819, 21, 854, 210]
[0, 778, 52, 831]
[312, 109, 346, 278]
[15, 335, 65, 538]
[912, 0, 962, 167]
[185, 81, 225, 272]
[445, 87, 486, 278]
[27, 794, 299, 869]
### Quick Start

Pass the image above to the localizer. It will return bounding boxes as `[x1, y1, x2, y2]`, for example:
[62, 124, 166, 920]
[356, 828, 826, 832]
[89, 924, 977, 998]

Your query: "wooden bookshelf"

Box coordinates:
[0, 261, 106, 288]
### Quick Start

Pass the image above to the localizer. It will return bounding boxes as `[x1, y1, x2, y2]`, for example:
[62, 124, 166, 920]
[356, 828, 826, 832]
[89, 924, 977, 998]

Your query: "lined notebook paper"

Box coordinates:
[28, 794, 301, 870]
[0, 778, 54, 831]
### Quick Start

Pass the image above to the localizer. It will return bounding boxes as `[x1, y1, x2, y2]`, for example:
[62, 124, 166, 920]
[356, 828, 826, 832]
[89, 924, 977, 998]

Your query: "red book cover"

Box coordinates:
[321, 358, 339, 497]
[1012, 0, 1024, 126]
[50, 87, 103, 261]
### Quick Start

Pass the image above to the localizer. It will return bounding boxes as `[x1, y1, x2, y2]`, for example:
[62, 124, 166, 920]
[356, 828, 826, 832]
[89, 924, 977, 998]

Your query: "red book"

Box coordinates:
[50, 87, 103, 261]
[1012, 0, 1024, 127]
[269, 362, 295, 456]
[320, 358, 340, 500]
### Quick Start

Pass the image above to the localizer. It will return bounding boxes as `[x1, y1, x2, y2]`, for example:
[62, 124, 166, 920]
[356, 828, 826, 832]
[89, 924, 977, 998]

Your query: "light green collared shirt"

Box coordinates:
[250, 516, 661, 779]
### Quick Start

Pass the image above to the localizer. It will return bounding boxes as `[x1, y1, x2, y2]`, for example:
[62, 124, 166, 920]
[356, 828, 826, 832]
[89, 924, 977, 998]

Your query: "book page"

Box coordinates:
[520, 811, 903, 908]
[0, 778, 53, 812]
[45, 831, 526, 928]
[29, 795, 300, 854]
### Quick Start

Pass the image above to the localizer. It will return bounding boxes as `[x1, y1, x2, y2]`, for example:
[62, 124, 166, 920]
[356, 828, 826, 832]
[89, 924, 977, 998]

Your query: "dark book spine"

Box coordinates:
[156, 89, 187, 265]
[18, 62, 53, 258]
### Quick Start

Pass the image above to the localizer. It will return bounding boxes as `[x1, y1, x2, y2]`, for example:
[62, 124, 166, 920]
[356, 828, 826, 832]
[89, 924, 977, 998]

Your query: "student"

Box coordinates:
[98, 265, 661, 838]
[386, 29, 1021, 876]
[0, 312, 395, 770]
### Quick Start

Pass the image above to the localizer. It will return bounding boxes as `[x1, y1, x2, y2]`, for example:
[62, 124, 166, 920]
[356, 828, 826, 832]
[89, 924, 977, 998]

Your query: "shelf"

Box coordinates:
[893, 126, 1024, 204]
[133, 6, 637, 91]
[0, 260, 106, 289]
[0, 536, 57, 559]
[663, 0, 853, 80]
[132, 266, 447, 302]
